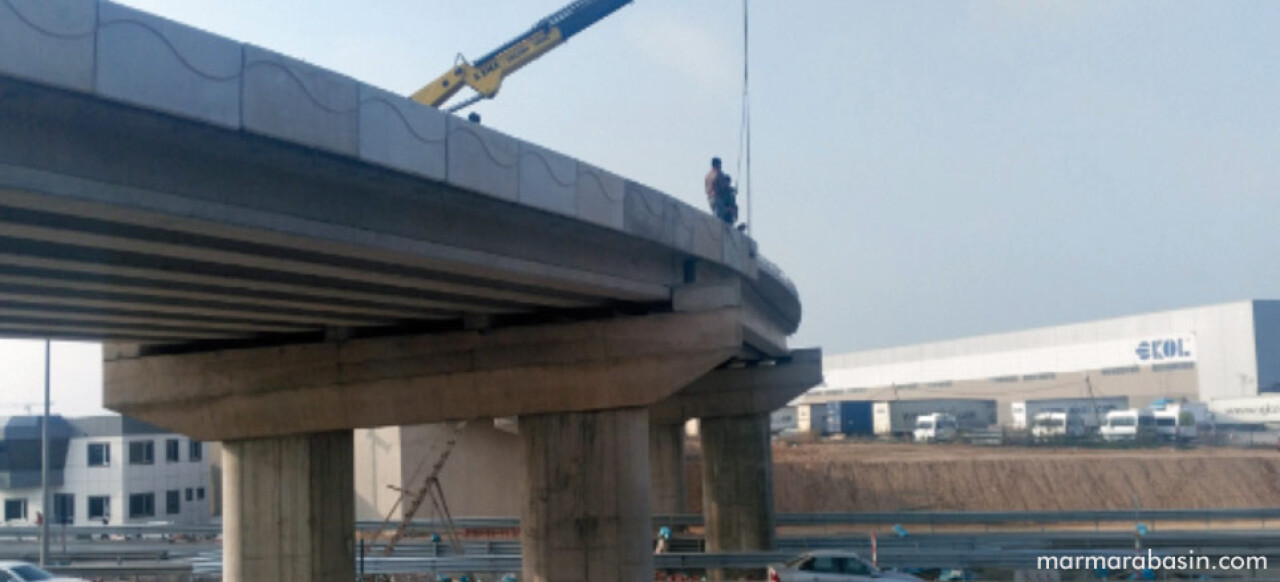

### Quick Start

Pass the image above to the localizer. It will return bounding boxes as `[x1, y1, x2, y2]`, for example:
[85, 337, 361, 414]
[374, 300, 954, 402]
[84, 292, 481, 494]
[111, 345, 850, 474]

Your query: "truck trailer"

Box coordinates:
[796, 403, 829, 437]
[771, 406, 798, 435]
[872, 399, 997, 438]
[1011, 396, 1129, 431]
[1208, 395, 1280, 428]
[824, 401, 875, 437]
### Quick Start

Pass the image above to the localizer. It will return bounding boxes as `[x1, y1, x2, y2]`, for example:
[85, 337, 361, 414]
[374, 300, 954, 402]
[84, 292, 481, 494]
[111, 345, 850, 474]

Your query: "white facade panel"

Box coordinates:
[1253, 302, 1280, 393]
[60, 435, 125, 525]
[1189, 302, 1258, 401]
[825, 335, 1197, 390]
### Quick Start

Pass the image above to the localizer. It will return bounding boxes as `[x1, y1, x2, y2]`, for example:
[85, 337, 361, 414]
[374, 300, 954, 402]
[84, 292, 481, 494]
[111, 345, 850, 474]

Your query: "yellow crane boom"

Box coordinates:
[412, 0, 633, 111]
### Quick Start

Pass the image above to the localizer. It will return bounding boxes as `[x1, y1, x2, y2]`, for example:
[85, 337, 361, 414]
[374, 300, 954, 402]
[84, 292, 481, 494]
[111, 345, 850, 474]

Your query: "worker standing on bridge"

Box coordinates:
[704, 157, 739, 228]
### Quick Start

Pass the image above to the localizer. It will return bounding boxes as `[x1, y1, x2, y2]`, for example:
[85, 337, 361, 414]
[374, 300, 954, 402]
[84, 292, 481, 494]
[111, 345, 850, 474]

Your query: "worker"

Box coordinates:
[704, 157, 739, 227]
[654, 525, 672, 554]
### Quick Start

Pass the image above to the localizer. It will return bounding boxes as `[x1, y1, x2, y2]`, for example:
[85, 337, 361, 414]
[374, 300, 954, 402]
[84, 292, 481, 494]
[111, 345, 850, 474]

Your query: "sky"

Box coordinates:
[3, 0, 1279, 416]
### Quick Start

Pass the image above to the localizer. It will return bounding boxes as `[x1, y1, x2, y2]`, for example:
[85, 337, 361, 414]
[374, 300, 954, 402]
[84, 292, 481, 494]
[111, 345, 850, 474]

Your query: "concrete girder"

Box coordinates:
[105, 308, 745, 441]
[649, 348, 823, 424]
[674, 276, 793, 358]
[0, 206, 601, 312]
[0, 253, 470, 320]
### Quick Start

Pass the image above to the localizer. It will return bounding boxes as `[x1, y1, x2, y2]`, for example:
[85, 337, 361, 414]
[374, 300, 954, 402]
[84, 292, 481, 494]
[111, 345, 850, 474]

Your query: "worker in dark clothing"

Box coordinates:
[704, 157, 738, 226]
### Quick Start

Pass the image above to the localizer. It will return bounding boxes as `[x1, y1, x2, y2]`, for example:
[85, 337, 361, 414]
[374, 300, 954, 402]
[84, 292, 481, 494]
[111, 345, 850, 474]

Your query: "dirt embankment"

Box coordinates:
[684, 441, 1280, 513]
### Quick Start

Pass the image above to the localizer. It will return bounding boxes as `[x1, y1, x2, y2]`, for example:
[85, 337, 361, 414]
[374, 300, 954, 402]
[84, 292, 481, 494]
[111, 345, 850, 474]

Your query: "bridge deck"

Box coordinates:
[0, 0, 798, 349]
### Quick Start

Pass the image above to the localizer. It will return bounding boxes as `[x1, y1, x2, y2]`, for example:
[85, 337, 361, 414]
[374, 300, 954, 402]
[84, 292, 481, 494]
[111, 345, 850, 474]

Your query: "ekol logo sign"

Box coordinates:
[1135, 338, 1191, 361]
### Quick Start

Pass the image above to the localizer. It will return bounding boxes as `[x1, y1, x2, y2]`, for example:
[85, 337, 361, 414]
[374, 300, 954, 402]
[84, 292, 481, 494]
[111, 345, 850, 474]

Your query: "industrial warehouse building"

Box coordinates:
[805, 300, 1280, 426]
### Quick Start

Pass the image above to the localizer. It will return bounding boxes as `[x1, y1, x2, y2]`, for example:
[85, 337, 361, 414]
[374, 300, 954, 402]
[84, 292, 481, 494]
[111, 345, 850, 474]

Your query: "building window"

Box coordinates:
[196, 488, 205, 501]
[129, 441, 154, 465]
[1101, 365, 1140, 376]
[87, 442, 111, 467]
[3, 499, 27, 521]
[990, 375, 1018, 384]
[88, 496, 111, 521]
[1153, 361, 1195, 372]
[166, 439, 181, 463]
[185, 488, 193, 502]
[128, 493, 155, 518]
[926, 381, 952, 388]
[52, 494, 75, 525]
[189, 440, 203, 462]
[166, 490, 181, 515]
[1022, 372, 1056, 381]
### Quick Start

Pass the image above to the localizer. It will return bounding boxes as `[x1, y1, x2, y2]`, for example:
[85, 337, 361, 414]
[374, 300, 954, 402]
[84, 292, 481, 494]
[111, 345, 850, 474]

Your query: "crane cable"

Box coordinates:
[734, 0, 752, 235]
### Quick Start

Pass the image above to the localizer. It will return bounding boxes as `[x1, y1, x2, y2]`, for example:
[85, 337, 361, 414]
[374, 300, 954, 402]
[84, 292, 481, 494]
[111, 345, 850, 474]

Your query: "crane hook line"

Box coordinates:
[735, 0, 752, 235]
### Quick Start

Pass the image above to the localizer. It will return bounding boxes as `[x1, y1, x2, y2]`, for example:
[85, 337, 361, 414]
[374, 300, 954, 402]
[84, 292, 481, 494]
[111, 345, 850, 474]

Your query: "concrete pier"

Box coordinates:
[649, 421, 688, 515]
[700, 412, 776, 582]
[521, 407, 653, 582]
[222, 431, 354, 582]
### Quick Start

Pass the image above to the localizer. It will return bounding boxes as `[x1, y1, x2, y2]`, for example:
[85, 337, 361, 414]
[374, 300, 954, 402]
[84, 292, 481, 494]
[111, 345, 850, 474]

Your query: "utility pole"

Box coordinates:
[40, 339, 50, 566]
[1084, 375, 1103, 429]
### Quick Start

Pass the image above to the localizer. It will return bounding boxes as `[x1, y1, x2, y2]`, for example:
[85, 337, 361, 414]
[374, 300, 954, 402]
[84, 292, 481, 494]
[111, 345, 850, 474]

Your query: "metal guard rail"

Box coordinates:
[2, 507, 1278, 538]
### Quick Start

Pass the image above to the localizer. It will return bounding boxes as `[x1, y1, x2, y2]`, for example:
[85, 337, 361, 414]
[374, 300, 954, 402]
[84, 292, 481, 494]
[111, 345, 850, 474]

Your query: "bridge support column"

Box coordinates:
[649, 421, 688, 515]
[223, 431, 354, 582]
[521, 407, 653, 582]
[700, 412, 776, 582]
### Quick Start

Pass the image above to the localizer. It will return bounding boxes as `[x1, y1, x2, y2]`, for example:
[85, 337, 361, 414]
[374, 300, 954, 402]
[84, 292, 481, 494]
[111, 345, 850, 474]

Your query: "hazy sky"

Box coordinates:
[3, 1, 1278, 415]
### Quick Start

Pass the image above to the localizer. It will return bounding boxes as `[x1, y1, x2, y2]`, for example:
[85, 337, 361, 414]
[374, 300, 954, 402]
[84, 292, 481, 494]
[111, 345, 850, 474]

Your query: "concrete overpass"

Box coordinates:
[0, 2, 820, 580]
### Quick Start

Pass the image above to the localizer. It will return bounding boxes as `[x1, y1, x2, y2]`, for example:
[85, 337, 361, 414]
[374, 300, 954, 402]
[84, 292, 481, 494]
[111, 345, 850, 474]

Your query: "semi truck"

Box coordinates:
[1208, 395, 1280, 428]
[824, 401, 875, 437]
[1011, 396, 1129, 431]
[770, 406, 798, 435]
[1149, 399, 1211, 441]
[872, 399, 997, 438]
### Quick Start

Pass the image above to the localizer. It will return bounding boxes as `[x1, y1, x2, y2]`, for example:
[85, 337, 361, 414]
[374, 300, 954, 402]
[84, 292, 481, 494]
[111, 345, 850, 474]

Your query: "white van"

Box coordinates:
[1153, 409, 1198, 442]
[1099, 409, 1156, 442]
[913, 413, 958, 443]
[1031, 411, 1085, 440]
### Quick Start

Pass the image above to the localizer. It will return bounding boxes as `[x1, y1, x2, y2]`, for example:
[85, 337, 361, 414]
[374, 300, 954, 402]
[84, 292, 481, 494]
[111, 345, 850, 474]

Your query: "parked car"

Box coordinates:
[768, 550, 923, 581]
[0, 561, 88, 582]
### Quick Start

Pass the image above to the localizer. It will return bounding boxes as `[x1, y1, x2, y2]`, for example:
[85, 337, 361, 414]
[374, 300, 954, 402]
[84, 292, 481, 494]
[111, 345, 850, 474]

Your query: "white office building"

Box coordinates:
[0, 415, 212, 526]
[809, 300, 1280, 425]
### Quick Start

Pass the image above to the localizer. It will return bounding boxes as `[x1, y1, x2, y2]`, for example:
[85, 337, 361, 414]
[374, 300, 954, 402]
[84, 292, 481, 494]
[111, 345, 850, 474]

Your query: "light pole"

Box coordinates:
[40, 339, 50, 566]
